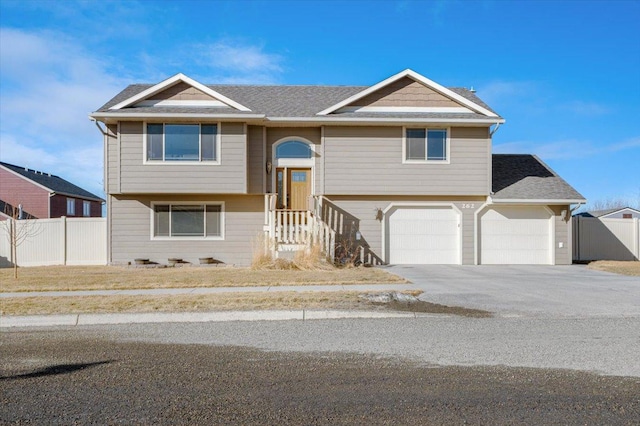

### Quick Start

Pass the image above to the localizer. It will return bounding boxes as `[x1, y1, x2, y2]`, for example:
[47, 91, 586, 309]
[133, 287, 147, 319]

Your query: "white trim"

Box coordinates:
[134, 99, 230, 108]
[142, 121, 221, 165]
[149, 201, 225, 240]
[381, 202, 462, 265]
[271, 137, 316, 208]
[91, 112, 503, 126]
[317, 69, 498, 117]
[401, 126, 451, 164]
[489, 197, 587, 204]
[262, 126, 267, 194]
[266, 117, 505, 125]
[109, 73, 251, 111]
[337, 106, 473, 113]
[91, 112, 264, 120]
[473, 201, 490, 265]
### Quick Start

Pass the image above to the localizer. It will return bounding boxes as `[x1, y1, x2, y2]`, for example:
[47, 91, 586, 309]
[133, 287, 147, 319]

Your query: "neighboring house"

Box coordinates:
[0, 162, 104, 219]
[576, 207, 640, 219]
[90, 69, 585, 266]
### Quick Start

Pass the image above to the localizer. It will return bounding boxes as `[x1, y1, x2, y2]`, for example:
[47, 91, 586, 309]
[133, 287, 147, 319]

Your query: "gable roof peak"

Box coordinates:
[316, 68, 498, 117]
[108, 73, 251, 112]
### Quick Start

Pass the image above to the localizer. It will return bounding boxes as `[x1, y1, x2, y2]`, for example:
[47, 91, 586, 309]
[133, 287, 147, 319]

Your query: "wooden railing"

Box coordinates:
[264, 194, 335, 259]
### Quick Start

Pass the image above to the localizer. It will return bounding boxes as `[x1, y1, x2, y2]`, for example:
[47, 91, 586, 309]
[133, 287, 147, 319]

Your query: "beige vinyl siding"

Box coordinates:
[351, 77, 461, 108]
[551, 204, 571, 265]
[148, 82, 216, 101]
[109, 194, 264, 266]
[247, 125, 264, 194]
[266, 127, 322, 194]
[107, 124, 119, 193]
[325, 196, 485, 265]
[324, 126, 490, 196]
[118, 121, 247, 193]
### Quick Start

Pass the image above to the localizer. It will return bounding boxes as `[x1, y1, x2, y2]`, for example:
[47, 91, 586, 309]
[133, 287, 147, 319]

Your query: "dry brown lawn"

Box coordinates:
[0, 265, 407, 293]
[586, 260, 640, 276]
[0, 291, 422, 316]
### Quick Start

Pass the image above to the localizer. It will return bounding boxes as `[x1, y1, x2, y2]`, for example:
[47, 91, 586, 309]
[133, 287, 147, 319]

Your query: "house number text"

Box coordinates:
[462, 203, 475, 209]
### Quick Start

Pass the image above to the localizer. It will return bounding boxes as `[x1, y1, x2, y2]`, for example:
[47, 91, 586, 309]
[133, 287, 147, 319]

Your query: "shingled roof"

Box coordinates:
[0, 162, 104, 202]
[492, 155, 585, 202]
[95, 83, 501, 121]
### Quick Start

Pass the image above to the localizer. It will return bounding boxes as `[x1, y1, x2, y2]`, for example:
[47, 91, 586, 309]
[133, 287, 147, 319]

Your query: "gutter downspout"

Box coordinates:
[490, 122, 502, 137]
[90, 117, 109, 136]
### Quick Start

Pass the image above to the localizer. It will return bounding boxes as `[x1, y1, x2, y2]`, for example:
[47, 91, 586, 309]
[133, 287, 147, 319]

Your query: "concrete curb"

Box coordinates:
[0, 310, 440, 328]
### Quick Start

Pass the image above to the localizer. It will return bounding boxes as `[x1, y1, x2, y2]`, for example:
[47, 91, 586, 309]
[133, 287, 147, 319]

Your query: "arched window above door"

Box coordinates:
[275, 140, 312, 159]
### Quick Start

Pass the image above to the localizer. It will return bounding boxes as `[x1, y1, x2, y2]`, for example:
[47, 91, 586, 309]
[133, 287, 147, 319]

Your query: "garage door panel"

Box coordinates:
[388, 207, 460, 264]
[480, 206, 551, 265]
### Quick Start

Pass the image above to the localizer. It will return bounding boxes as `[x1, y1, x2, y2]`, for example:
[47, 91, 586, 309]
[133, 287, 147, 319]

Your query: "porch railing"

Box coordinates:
[264, 194, 335, 259]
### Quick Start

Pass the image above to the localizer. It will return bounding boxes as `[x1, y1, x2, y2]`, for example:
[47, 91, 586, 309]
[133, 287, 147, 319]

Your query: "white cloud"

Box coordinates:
[0, 28, 126, 197]
[191, 40, 285, 84]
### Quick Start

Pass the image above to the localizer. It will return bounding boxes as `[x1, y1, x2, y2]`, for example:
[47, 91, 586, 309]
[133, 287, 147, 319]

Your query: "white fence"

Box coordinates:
[0, 217, 107, 267]
[573, 216, 639, 261]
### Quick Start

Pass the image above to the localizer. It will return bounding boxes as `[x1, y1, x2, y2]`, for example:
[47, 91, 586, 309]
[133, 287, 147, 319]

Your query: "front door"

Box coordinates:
[289, 169, 311, 210]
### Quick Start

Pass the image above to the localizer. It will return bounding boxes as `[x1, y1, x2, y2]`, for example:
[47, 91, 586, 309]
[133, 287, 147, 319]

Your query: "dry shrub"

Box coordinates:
[251, 233, 275, 269]
[292, 244, 334, 271]
[252, 237, 335, 271]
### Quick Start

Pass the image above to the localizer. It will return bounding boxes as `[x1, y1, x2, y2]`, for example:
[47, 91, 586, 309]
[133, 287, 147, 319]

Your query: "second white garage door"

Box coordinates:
[480, 206, 552, 264]
[388, 206, 460, 264]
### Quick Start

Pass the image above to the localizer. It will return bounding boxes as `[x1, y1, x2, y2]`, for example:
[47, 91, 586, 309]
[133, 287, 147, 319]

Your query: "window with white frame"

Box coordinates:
[83, 201, 91, 217]
[153, 203, 223, 238]
[147, 123, 218, 162]
[405, 128, 448, 162]
[67, 198, 75, 215]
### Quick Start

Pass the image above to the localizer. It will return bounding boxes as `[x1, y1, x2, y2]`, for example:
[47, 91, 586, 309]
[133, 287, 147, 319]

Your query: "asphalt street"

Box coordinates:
[2, 328, 639, 425]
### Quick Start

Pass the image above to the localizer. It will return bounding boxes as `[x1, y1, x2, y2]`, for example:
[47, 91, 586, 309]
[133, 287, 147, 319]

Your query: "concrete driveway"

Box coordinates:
[384, 264, 640, 318]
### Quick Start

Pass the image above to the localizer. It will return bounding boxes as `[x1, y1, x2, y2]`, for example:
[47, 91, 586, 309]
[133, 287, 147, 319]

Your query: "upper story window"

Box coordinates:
[83, 201, 91, 217]
[405, 128, 448, 162]
[147, 123, 218, 162]
[66, 198, 75, 215]
[275, 140, 312, 159]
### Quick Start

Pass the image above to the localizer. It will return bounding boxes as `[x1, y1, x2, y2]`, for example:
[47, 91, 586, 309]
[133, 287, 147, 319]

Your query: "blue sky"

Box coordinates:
[1, 0, 638, 209]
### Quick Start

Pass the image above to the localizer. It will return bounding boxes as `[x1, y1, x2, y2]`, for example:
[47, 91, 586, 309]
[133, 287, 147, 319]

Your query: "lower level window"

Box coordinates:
[153, 204, 222, 238]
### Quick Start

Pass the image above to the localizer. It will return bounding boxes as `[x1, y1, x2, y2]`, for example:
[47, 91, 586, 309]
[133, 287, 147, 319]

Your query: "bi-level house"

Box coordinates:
[90, 69, 585, 266]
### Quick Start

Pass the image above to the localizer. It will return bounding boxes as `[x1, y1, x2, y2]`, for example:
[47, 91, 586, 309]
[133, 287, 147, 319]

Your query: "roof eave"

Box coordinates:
[267, 117, 505, 125]
[90, 112, 267, 122]
[489, 197, 587, 205]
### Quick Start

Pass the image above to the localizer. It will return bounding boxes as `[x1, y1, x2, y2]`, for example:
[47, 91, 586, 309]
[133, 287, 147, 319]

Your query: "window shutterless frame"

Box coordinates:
[150, 201, 225, 240]
[402, 126, 451, 164]
[143, 122, 221, 165]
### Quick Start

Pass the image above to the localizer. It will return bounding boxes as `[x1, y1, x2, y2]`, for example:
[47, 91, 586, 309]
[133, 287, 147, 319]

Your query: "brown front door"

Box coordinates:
[289, 168, 311, 210]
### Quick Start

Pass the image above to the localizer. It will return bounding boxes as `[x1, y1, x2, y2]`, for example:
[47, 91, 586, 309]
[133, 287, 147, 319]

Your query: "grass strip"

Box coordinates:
[1, 266, 407, 293]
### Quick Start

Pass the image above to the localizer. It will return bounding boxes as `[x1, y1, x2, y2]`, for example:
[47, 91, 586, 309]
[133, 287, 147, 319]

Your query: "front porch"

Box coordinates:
[262, 195, 383, 265]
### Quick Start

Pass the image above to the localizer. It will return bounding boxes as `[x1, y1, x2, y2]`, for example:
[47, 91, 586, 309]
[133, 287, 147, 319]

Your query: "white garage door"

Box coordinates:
[388, 206, 460, 264]
[480, 206, 552, 264]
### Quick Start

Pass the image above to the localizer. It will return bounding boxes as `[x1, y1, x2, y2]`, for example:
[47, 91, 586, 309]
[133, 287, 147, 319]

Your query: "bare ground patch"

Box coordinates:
[0, 265, 407, 293]
[586, 261, 640, 276]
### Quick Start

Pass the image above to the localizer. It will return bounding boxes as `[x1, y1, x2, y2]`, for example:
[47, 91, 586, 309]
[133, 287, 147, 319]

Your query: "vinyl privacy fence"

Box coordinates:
[573, 216, 640, 261]
[0, 217, 107, 267]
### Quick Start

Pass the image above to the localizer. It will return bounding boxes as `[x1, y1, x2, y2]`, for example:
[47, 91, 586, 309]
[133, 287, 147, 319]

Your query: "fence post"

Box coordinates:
[62, 216, 67, 265]
[633, 217, 640, 260]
